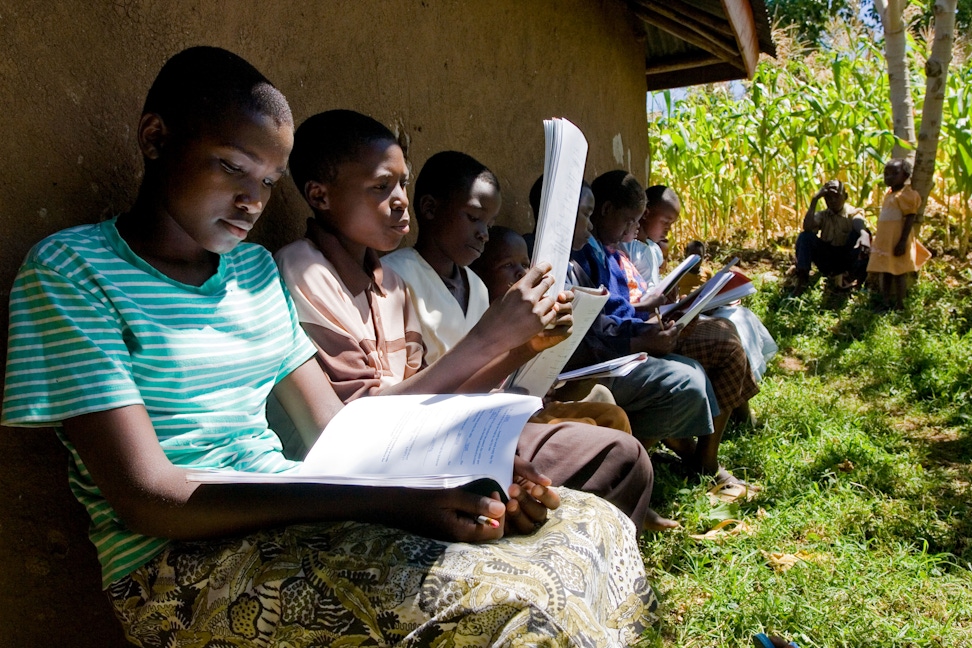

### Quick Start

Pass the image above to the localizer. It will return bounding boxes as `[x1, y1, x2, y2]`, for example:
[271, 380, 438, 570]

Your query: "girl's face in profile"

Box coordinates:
[313, 139, 411, 255]
[150, 109, 293, 258]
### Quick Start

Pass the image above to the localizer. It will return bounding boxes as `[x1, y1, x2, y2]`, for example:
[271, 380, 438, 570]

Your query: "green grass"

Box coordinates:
[637, 260, 972, 647]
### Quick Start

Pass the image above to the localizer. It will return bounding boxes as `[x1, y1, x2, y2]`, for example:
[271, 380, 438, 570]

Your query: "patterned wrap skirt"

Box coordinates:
[108, 488, 657, 647]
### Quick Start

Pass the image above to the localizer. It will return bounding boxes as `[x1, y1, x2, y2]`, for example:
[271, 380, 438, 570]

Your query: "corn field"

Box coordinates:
[649, 22, 972, 255]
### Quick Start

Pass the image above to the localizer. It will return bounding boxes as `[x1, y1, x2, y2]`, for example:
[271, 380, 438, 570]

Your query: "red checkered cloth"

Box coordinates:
[676, 317, 759, 412]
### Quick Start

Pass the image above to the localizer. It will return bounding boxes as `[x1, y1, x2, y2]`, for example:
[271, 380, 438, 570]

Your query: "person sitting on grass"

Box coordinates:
[0, 48, 655, 646]
[866, 158, 931, 311]
[624, 186, 778, 384]
[469, 224, 634, 433]
[792, 179, 871, 294]
[275, 112, 658, 544]
[530, 177, 727, 527]
[575, 171, 761, 496]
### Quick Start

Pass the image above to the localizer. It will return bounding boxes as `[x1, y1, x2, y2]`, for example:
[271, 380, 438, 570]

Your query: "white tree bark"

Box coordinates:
[875, 0, 916, 160]
[911, 0, 958, 220]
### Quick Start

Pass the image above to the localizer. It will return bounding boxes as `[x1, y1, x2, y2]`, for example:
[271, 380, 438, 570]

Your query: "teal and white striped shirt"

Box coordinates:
[2, 217, 316, 587]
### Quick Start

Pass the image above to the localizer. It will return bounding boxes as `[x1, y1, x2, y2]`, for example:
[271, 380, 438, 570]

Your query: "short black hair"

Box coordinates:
[645, 185, 681, 211]
[529, 175, 592, 218]
[289, 109, 397, 194]
[886, 157, 913, 178]
[685, 240, 705, 257]
[823, 179, 846, 196]
[591, 170, 645, 213]
[414, 151, 499, 211]
[143, 46, 291, 138]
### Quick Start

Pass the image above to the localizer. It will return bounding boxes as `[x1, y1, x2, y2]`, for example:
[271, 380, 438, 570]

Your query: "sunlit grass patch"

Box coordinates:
[638, 269, 972, 647]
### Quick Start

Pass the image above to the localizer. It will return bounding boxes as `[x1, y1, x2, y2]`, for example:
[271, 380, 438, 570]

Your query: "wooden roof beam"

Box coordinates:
[638, 0, 735, 38]
[631, 3, 743, 68]
[645, 51, 723, 75]
[721, 0, 760, 75]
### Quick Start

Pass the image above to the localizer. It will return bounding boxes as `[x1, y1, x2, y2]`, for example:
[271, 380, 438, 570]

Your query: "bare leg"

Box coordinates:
[893, 273, 907, 310]
[662, 436, 696, 460]
[663, 406, 758, 488]
[694, 410, 730, 474]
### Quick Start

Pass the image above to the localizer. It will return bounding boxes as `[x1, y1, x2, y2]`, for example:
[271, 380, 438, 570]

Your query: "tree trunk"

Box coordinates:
[911, 0, 958, 222]
[875, 0, 916, 160]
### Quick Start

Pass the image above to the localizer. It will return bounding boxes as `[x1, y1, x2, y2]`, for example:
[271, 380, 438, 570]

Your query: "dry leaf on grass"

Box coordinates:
[762, 550, 818, 572]
[708, 481, 761, 504]
[689, 518, 754, 541]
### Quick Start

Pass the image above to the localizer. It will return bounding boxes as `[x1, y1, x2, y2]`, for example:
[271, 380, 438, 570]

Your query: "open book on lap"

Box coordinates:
[641, 253, 701, 302]
[186, 393, 543, 498]
[702, 269, 756, 312]
[660, 257, 741, 327]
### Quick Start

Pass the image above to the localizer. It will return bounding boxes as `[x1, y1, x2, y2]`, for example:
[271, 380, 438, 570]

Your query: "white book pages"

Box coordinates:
[532, 118, 589, 300]
[702, 282, 757, 312]
[673, 272, 734, 327]
[506, 286, 609, 397]
[186, 393, 542, 494]
[556, 352, 648, 382]
[646, 253, 701, 299]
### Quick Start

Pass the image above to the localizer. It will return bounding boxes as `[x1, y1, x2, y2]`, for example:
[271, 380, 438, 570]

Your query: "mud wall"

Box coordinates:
[0, 1, 648, 643]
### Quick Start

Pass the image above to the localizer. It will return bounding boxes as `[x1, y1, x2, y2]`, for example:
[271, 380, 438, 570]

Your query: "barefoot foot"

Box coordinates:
[644, 508, 681, 531]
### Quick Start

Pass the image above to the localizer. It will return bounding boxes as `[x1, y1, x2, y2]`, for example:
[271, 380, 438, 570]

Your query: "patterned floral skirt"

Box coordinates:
[108, 489, 657, 647]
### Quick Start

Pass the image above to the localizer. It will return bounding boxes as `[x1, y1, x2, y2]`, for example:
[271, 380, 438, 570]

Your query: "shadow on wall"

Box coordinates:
[0, 427, 128, 646]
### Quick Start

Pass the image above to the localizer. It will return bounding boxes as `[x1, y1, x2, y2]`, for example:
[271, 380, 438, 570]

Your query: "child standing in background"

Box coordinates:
[866, 158, 930, 310]
[677, 240, 706, 295]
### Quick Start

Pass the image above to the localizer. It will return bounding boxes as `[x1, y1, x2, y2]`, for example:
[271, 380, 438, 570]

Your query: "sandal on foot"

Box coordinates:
[708, 481, 759, 504]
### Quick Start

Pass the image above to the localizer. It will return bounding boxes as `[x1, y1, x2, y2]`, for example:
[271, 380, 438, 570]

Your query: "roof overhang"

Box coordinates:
[626, 0, 777, 90]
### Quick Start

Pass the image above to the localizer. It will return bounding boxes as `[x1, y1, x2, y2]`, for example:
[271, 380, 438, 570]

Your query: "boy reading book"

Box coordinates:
[275, 114, 656, 540]
[636, 186, 777, 383]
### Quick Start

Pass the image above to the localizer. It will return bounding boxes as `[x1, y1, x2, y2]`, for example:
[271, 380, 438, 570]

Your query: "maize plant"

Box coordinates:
[649, 22, 970, 255]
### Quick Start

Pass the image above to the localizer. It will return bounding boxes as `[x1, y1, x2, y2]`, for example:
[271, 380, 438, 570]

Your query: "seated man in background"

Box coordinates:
[793, 179, 870, 294]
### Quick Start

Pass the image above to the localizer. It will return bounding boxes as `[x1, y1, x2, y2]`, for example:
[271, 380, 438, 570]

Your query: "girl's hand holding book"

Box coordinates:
[389, 488, 508, 543]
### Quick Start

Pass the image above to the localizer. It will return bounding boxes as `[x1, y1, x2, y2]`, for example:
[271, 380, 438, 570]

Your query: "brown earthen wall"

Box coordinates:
[0, 1, 648, 643]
